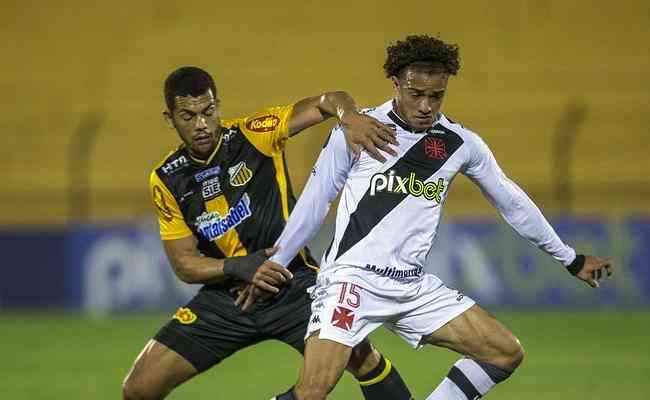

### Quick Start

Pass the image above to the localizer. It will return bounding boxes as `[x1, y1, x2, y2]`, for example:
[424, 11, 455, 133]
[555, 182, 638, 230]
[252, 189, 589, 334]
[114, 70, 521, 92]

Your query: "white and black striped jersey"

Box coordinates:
[271, 99, 576, 281]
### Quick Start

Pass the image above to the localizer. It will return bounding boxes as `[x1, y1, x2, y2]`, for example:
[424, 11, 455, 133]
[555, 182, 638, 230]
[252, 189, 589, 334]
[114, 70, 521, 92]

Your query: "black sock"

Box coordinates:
[435, 358, 514, 399]
[273, 387, 297, 400]
[476, 360, 512, 383]
[358, 356, 413, 400]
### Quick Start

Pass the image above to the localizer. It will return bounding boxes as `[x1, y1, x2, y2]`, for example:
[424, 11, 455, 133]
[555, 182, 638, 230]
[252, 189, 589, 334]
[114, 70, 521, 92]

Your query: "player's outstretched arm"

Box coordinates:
[288, 92, 397, 162]
[463, 133, 613, 282]
[163, 237, 291, 290]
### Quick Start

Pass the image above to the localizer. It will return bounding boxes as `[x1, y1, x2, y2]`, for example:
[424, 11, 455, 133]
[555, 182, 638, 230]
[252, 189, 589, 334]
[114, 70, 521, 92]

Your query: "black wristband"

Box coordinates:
[566, 254, 585, 276]
[223, 249, 268, 283]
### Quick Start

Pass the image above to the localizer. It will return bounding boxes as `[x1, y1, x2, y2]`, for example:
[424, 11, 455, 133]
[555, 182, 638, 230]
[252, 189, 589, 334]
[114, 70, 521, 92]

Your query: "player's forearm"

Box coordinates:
[318, 91, 358, 122]
[271, 173, 334, 266]
[481, 176, 576, 266]
[169, 254, 227, 285]
[288, 92, 359, 137]
[466, 136, 576, 266]
[272, 198, 331, 267]
[272, 128, 350, 266]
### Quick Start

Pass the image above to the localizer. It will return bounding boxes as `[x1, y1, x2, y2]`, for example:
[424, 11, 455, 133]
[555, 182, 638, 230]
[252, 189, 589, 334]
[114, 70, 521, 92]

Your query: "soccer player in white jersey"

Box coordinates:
[240, 35, 612, 400]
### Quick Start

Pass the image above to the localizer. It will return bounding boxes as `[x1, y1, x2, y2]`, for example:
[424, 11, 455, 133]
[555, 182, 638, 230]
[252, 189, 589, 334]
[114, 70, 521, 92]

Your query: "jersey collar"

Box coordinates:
[387, 100, 440, 134]
[186, 127, 227, 166]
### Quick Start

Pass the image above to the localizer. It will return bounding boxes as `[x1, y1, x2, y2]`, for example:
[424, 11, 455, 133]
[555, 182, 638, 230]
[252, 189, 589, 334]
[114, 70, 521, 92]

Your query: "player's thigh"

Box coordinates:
[262, 267, 317, 355]
[123, 290, 260, 398]
[423, 304, 523, 370]
[123, 339, 198, 399]
[295, 332, 353, 399]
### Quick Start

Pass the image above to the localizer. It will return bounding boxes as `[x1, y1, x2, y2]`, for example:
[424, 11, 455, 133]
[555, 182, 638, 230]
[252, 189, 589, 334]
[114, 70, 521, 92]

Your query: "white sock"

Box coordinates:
[426, 358, 510, 400]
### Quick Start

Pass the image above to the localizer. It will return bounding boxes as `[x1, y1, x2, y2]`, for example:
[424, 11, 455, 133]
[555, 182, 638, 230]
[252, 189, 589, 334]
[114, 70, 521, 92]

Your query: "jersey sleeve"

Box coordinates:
[239, 104, 294, 156]
[149, 170, 193, 241]
[270, 125, 353, 267]
[463, 132, 576, 266]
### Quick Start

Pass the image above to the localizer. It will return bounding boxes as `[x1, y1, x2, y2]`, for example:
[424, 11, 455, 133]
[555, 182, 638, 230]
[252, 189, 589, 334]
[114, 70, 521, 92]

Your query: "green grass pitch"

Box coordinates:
[1, 311, 648, 399]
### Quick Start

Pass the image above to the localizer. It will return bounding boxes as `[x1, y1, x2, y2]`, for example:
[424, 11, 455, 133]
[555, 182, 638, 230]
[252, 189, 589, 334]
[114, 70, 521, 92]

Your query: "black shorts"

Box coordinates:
[154, 267, 316, 372]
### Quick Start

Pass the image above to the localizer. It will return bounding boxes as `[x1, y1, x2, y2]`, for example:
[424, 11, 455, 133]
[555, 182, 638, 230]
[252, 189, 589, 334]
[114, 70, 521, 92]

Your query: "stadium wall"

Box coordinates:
[1, 0, 649, 224]
[1, 217, 648, 312]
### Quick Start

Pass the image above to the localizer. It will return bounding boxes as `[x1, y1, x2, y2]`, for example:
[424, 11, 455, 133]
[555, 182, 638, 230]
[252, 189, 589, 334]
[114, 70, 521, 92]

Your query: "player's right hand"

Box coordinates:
[342, 112, 398, 162]
[575, 255, 613, 288]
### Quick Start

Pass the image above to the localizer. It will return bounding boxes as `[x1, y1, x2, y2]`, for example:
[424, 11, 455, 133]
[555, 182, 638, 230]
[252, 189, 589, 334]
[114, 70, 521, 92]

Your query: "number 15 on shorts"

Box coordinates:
[330, 282, 362, 332]
[338, 282, 362, 308]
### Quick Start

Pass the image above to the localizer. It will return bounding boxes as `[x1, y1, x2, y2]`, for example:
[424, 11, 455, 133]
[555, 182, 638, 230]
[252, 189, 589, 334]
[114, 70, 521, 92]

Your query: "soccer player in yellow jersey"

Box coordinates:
[122, 67, 414, 400]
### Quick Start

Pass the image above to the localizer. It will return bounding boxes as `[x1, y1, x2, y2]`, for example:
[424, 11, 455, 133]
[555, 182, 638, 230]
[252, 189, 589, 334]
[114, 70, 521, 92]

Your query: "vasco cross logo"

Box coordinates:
[369, 170, 446, 203]
[424, 137, 447, 160]
[331, 306, 354, 331]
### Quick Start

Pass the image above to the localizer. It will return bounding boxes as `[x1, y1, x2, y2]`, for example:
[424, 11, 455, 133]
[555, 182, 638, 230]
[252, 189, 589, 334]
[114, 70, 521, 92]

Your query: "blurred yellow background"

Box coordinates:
[1, 0, 648, 224]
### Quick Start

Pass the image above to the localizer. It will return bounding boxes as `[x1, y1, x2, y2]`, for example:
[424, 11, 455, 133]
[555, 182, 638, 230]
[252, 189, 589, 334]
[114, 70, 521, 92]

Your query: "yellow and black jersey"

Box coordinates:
[150, 105, 317, 286]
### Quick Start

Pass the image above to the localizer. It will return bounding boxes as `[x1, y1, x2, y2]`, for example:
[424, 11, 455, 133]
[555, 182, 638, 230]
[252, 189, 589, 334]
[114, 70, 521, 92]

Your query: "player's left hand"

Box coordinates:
[574, 255, 613, 288]
[342, 112, 398, 162]
[249, 258, 293, 294]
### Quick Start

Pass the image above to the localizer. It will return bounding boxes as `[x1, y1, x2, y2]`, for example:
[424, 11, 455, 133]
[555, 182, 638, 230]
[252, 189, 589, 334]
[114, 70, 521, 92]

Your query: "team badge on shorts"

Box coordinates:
[173, 307, 197, 324]
[331, 306, 354, 331]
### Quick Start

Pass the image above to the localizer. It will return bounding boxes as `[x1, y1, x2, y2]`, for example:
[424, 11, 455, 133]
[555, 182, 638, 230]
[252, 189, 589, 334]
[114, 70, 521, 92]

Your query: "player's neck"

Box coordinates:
[390, 100, 438, 133]
[188, 149, 211, 164]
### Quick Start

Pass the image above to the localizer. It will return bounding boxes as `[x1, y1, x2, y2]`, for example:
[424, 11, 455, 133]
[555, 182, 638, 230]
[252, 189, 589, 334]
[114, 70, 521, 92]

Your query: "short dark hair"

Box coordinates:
[164, 66, 217, 111]
[383, 35, 460, 78]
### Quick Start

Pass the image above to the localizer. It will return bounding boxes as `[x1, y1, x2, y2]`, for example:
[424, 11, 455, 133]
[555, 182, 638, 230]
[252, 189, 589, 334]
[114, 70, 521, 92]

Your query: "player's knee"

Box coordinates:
[122, 377, 138, 400]
[295, 382, 329, 400]
[508, 338, 525, 369]
[295, 368, 339, 400]
[494, 336, 525, 371]
[122, 377, 144, 400]
[122, 375, 160, 400]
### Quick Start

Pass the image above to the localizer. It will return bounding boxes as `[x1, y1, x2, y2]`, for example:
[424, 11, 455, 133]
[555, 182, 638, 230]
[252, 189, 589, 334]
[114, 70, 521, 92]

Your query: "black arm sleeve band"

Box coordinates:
[566, 254, 585, 276]
[223, 249, 268, 283]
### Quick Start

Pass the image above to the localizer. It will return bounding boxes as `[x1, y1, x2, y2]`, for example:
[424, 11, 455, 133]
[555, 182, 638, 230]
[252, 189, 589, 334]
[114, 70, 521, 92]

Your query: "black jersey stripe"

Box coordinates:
[333, 123, 464, 260]
[226, 129, 285, 255]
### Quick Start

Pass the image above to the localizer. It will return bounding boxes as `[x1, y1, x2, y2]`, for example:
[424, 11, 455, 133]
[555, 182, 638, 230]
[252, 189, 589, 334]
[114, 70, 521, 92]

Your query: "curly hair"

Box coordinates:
[383, 35, 460, 78]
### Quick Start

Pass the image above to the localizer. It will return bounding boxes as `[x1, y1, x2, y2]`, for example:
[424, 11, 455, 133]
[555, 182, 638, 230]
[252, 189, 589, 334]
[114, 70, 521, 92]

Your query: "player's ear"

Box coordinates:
[163, 110, 175, 129]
